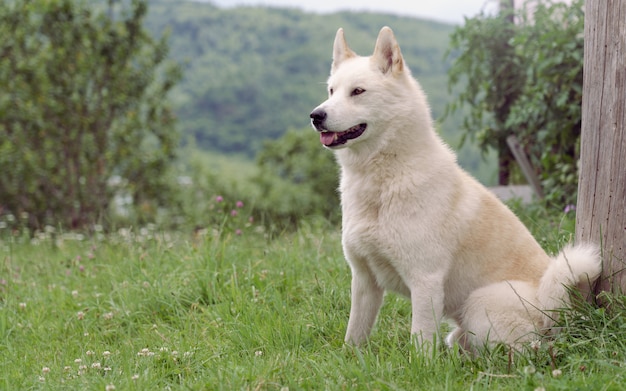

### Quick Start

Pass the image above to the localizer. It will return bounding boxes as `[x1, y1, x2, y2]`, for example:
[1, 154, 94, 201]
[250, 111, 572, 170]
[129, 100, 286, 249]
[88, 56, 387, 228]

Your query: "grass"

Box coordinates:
[1, 208, 626, 390]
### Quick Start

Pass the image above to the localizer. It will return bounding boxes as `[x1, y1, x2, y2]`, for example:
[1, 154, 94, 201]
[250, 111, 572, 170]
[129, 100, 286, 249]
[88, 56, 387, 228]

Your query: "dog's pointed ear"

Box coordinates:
[372, 26, 404, 75]
[332, 28, 356, 73]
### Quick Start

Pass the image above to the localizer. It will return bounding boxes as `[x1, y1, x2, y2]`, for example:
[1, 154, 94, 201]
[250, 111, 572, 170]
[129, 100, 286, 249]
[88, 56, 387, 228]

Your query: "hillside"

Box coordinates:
[144, 0, 496, 182]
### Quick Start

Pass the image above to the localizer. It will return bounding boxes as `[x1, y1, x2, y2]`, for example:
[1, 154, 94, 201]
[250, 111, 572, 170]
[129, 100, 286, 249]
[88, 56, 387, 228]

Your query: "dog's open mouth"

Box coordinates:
[320, 124, 367, 147]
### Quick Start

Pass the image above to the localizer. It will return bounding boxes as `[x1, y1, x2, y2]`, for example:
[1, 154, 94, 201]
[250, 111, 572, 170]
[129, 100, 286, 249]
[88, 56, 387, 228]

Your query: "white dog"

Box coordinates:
[310, 26, 601, 351]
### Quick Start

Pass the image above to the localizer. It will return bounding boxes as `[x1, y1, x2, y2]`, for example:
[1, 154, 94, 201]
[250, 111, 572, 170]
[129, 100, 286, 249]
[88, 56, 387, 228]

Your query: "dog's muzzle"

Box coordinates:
[310, 108, 327, 131]
[310, 107, 367, 148]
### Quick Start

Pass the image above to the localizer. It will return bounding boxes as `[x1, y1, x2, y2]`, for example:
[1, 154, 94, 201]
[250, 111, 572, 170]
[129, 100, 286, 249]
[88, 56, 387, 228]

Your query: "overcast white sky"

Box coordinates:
[209, 0, 499, 24]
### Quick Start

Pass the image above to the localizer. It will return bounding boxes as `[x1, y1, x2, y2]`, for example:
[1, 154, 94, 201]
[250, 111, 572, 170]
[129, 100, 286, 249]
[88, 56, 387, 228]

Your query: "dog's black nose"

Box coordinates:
[310, 108, 327, 129]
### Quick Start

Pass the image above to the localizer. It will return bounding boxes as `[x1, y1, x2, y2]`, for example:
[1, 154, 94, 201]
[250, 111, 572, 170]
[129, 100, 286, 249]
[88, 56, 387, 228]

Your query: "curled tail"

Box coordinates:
[537, 243, 602, 328]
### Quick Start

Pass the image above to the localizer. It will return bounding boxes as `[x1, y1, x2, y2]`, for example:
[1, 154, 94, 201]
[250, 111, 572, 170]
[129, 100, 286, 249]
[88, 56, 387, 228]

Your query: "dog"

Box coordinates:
[310, 26, 601, 351]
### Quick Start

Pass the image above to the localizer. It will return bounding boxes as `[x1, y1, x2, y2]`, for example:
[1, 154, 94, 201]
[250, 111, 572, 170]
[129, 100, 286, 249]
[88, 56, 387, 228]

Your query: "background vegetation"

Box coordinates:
[1, 0, 501, 233]
[141, 0, 499, 230]
[142, 0, 459, 155]
[0, 0, 181, 230]
[0, 0, 588, 232]
[447, 0, 584, 205]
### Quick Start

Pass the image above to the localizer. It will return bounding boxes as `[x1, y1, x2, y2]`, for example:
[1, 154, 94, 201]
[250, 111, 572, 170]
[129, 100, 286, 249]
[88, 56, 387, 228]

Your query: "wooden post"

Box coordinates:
[576, 0, 626, 296]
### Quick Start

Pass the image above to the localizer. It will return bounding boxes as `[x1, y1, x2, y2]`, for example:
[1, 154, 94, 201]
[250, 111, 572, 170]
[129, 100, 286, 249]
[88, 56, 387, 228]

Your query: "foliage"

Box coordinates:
[506, 1, 584, 206]
[166, 136, 337, 235]
[254, 128, 340, 231]
[165, 145, 335, 237]
[0, 0, 181, 231]
[446, 4, 523, 185]
[2, 206, 626, 390]
[446, 0, 584, 206]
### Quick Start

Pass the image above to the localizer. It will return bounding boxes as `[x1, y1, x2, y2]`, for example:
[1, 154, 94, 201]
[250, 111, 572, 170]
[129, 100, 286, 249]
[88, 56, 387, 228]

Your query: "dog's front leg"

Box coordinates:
[409, 274, 445, 348]
[345, 268, 384, 345]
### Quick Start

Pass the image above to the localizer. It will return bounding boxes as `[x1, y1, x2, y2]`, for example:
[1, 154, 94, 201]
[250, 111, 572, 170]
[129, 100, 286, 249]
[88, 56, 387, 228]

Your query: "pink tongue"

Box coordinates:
[320, 132, 337, 146]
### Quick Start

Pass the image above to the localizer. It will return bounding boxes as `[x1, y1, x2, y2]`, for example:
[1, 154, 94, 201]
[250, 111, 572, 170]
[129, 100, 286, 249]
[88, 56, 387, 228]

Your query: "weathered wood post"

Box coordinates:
[576, 0, 626, 296]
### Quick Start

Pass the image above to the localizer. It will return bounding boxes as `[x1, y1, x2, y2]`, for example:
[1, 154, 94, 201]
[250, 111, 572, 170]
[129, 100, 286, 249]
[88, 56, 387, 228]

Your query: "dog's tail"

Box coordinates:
[536, 243, 602, 328]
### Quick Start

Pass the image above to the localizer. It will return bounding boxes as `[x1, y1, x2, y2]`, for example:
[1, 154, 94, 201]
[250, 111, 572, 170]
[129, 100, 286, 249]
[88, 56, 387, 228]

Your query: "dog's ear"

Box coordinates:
[332, 28, 356, 73]
[372, 26, 404, 75]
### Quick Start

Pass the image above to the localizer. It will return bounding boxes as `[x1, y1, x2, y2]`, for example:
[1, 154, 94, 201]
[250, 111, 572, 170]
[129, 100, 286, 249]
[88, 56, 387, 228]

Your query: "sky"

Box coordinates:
[209, 0, 498, 25]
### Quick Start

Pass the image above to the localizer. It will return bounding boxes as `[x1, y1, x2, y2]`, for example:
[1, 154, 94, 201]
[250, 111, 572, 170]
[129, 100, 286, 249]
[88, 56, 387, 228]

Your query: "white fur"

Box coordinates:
[310, 27, 602, 351]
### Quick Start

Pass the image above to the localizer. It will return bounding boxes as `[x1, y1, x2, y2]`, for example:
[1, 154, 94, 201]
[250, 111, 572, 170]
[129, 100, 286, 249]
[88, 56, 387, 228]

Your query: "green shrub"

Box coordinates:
[0, 0, 181, 231]
[254, 128, 340, 231]
[447, 0, 584, 207]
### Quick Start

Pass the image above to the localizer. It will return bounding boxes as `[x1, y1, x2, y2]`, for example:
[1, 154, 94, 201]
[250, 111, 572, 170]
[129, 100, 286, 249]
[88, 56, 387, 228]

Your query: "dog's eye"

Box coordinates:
[351, 88, 365, 96]
[329, 88, 334, 96]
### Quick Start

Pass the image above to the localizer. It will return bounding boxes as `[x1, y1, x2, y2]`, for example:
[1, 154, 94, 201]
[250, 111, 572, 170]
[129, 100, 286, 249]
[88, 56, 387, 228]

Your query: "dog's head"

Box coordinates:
[310, 26, 408, 150]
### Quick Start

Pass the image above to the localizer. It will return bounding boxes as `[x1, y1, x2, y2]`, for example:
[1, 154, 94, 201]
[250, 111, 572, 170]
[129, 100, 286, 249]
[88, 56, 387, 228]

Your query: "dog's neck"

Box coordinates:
[336, 121, 453, 174]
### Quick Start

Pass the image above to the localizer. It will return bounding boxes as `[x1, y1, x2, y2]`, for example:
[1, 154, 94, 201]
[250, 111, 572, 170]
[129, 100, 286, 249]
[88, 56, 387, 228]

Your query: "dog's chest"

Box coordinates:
[338, 163, 456, 293]
[340, 186, 428, 296]
[343, 224, 411, 296]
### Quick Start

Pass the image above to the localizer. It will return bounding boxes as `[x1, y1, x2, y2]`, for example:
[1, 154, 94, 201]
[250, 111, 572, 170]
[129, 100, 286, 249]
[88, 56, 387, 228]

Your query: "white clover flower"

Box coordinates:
[138, 348, 154, 357]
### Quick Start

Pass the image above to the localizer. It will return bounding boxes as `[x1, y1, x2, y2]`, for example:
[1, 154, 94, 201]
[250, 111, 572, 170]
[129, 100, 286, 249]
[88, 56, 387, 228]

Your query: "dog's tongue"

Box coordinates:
[320, 132, 337, 146]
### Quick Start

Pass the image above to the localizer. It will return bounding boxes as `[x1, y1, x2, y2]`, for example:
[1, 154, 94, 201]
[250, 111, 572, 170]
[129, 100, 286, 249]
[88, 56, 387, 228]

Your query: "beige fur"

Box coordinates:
[310, 26, 601, 351]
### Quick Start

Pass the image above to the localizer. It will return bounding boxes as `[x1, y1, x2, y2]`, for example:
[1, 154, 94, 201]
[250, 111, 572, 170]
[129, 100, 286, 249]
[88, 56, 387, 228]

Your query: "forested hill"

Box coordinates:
[144, 1, 458, 156]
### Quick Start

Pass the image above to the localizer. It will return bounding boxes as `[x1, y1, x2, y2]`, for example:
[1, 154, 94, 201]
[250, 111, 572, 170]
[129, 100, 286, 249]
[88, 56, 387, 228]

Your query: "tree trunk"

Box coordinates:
[576, 0, 626, 296]
[496, 0, 516, 186]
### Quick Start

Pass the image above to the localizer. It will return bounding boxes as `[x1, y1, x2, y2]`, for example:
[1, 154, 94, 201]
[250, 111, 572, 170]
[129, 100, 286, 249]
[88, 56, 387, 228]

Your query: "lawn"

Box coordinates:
[1, 208, 625, 390]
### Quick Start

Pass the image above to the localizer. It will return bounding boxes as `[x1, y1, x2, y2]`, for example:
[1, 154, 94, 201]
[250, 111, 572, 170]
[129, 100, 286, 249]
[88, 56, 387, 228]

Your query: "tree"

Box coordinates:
[446, 0, 584, 206]
[0, 0, 181, 230]
[446, 0, 523, 185]
[505, 1, 584, 205]
[576, 0, 626, 296]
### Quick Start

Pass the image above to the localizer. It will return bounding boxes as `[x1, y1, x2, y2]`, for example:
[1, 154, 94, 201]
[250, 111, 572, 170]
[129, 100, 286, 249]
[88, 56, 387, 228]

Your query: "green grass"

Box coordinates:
[1, 209, 625, 390]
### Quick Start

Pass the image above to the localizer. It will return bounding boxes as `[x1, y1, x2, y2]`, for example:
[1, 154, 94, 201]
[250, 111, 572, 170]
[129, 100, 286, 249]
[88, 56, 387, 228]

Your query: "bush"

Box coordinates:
[0, 0, 181, 231]
[446, 0, 584, 207]
[254, 128, 340, 231]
